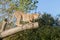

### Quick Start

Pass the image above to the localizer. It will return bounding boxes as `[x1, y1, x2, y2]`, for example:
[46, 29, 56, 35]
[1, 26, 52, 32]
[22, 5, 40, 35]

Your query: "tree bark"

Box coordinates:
[0, 22, 38, 38]
[0, 21, 7, 33]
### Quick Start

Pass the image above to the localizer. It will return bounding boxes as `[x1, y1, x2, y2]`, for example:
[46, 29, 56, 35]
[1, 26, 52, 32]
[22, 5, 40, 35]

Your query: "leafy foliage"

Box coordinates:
[19, 0, 38, 12]
[6, 0, 38, 13]
[38, 13, 55, 27]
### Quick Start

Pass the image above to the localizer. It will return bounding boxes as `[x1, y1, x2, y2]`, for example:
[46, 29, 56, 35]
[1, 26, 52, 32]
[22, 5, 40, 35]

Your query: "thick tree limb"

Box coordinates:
[0, 22, 38, 38]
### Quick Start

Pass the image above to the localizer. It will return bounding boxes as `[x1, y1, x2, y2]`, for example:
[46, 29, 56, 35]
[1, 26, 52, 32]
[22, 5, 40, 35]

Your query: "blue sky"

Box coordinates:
[37, 0, 60, 17]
